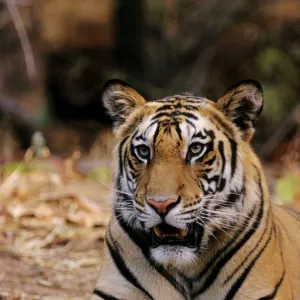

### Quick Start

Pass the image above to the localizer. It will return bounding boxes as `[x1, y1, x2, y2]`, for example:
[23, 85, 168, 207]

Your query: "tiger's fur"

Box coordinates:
[92, 79, 300, 300]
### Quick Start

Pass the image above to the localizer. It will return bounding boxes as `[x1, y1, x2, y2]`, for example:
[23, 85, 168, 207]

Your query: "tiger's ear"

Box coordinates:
[216, 80, 263, 141]
[102, 79, 146, 127]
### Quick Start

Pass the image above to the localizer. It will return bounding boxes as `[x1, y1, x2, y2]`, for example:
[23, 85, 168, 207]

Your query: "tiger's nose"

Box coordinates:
[147, 197, 180, 216]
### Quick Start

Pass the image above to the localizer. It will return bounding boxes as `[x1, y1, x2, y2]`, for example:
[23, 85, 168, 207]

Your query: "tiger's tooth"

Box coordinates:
[179, 229, 188, 238]
[154, 226, 163, 238]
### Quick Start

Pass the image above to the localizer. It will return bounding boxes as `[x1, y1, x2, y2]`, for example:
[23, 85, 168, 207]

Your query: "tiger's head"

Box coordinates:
[103, 79, 264, 266]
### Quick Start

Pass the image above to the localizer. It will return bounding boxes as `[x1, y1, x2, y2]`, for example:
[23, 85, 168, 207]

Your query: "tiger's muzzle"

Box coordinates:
[146, 196, 204, 249]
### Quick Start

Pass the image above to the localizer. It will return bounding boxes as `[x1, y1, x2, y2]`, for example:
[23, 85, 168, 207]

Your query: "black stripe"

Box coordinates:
[127, 155, 137, 172]
[156, 105, 173, 112]
[202, 174, 219, 184]
[106, 232, 154, 300]
[218, 178, 227, 192]
[156, 103, 200, 112]
[135, 134, 146, 142]
[123, 147, 128, 168]
[152, 111, 198, 120]
[118, 137, 130, 176]
[123, 145, 136, 192]
[114, 209, 188, 298]
[241, 176, 246, 205]
[135, 206, 146, 214]
[130, 170, 138, 180]
[183, 99, 203, 104]
[200, 174, 220, 194]
[152, 123, 160, 145]
[229, 138, 237, 178]
[218, 141, 226, 191]
[204, 129, 216, 139]
[93, 289, 120, 300]
[205, 155, 216, 166]
[129, 133, 139, 162]
[218, 141, 225, 175]
[175, 122, 182, 140]
[155, 98, 176, 103]
[224, 211, 270, 284]
[176, 111, 197, 119]
[258, 271, 285, 300]
[192, 183, 264, 297]
[213, 187, 243, 211]
[223, 190, 240, 207]
[186, 119, 196, 129]
[192, 131, 206, 139]
[151, 112, 173, 120]
[181, 105, 199, 110]
[224, 224, 273, 300]
[188, 204, 257, 288]
[180, 209, 200, 219]
[257, 271, 285, 300]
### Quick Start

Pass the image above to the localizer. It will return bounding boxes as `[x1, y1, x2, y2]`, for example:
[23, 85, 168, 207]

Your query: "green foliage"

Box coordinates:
[87, 167, 111, 183]
[257, 47, 299, 85]
[257, 47, 299, 122]
[0, 160, 58, 176]
[0, 161, 32, 174]
[262, 84, 296, 122]
[275, 173, 298, 205]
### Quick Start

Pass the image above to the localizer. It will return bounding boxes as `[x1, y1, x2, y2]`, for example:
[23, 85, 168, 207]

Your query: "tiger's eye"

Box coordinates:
[190, 143, 202, 154]
[136, 145, 150, 159]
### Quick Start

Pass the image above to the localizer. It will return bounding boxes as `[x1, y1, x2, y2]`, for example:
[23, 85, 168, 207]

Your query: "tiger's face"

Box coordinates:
[103, 79, 263, 266]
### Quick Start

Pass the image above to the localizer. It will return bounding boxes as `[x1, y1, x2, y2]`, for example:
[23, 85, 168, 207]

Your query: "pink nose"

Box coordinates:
[147, 198, 178, 215]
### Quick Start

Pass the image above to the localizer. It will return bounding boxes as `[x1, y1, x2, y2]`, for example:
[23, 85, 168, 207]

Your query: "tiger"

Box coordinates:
[92, 79, 300, 300]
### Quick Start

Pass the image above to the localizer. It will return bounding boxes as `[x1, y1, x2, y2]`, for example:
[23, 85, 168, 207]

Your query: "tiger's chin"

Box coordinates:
[149, 222, 204, 266]
[150, 245, 199, 267]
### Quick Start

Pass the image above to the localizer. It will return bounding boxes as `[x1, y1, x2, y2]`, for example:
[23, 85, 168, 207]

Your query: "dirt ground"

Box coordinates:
[0, 238, 103, 299]
[0, 146, 113, 299]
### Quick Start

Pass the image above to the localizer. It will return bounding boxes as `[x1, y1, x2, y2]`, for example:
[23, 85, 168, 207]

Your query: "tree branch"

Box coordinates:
[4, 0, 36, 81]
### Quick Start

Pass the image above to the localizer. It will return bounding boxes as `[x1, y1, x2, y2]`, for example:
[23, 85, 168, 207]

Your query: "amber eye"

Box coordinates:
[136, 145, 150, 160]
[189, 143, 202, 155]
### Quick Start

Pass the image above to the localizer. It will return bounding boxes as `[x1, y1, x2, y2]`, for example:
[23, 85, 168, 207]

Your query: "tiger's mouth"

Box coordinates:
[153, 223, 188, 239]
[151, 222, 203, 248]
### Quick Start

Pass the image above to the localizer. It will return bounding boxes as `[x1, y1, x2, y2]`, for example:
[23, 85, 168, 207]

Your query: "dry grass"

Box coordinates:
[0, 130, 115, 299]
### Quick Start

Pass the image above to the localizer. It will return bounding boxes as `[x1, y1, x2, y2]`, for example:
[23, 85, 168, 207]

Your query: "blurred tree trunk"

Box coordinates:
[0, 93, 41, 148]
[116, 0, 145, 77]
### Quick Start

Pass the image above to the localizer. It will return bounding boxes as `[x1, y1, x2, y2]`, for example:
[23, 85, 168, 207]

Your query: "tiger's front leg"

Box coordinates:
[91, 240, 151, 300]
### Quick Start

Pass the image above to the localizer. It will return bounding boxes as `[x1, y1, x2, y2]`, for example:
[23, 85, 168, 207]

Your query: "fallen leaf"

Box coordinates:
[20, 217, 54, 230]
[76, 196, 101, 213]
[35, 204, 54, 218]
